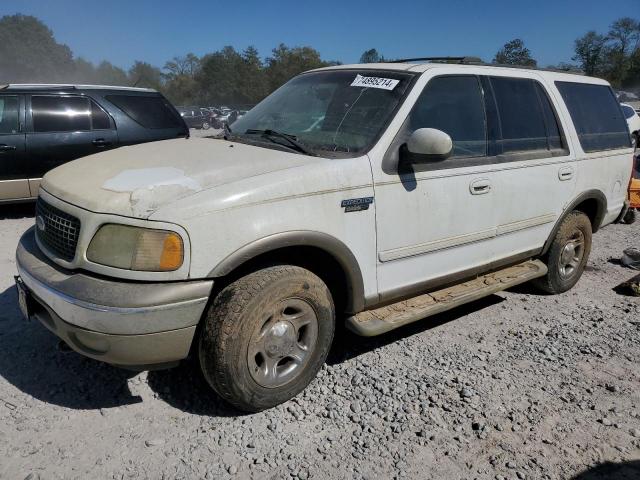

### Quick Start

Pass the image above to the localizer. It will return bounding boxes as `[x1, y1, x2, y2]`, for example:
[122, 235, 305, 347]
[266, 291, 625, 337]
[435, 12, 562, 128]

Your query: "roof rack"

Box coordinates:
[0, 83, 157, 92]
[388, 57, 585, 75]
[390, 56, 483, 64]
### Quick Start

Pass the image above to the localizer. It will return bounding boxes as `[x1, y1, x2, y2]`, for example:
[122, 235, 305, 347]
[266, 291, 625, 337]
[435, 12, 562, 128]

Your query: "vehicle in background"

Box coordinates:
[178, 107, 211, 130]
[621, 103, 640, 146]
[0, 84, 188, 203]
[203, 108, 223, 129]
[625, 152, 640, 224]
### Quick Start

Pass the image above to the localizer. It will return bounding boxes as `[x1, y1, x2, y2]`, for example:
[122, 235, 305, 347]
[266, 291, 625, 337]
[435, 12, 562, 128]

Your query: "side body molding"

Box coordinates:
[541, 189, 607, 255]
[208, 231, 366, 313]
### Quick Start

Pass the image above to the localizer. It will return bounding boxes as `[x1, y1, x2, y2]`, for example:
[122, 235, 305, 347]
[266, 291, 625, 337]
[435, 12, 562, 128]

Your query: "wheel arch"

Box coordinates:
[542, 190, 607, 255]
[208, 231, 366, 314]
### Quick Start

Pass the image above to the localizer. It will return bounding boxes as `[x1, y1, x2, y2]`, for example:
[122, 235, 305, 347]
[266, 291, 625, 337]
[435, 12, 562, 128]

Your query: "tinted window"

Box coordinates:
[32, 96, 91, 132]
[106, 95, 183, 129]
[556, 82, 630, 152]
[0, 96, 19, 134]
[409, 76, 487, 158]
[535, 82, 564, 150]
[622, 105, 636, 119]
[490, 77, 548, 153]
[91, 100, 111, 129]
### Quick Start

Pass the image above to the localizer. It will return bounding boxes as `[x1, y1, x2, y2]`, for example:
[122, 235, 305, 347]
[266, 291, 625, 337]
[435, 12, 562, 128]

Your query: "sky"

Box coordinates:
[4, 0, 639, 70]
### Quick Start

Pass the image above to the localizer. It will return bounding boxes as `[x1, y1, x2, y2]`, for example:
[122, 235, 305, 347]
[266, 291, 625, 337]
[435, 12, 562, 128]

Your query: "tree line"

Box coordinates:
[0, 14, 337, 107]
[1, 14, 638, 110]
[360, 17, 640, 91]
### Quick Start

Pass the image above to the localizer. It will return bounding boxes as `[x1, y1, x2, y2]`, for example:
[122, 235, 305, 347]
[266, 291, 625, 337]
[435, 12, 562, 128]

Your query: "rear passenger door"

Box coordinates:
[26, 95, 117, 181]
[486, 75, 576, 258]
[0, 94, 28, 200]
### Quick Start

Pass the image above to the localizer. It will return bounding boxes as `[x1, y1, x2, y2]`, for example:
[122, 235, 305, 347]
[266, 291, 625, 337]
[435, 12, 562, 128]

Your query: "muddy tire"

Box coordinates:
[534, 211, 592, 294]
[624, 208, 637, 225]
[199, 265, 335, 412]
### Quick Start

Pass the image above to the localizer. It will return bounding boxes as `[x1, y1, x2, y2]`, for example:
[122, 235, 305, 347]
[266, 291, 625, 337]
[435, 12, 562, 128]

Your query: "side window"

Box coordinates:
[555, 82, 630, 152]
[32, 96, 91, 132]
[490, 77, 548, 153]
[409, 76, 487, 158]
[105, 94, 183, 129]
[534, 82, 564, 150]
[90, 100, 111, 130]
[0, 96, 19, 134]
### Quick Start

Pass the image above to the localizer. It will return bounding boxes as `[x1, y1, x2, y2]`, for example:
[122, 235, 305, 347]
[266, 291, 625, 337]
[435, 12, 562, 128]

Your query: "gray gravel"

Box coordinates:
[1, 200, 639, 480]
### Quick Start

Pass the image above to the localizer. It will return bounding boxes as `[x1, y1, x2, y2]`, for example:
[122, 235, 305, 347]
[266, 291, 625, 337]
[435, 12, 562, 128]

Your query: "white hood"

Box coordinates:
[41, 137, 317, 218]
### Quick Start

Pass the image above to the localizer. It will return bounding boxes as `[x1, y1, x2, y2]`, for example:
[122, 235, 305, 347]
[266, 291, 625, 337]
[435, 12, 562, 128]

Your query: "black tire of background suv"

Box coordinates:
[533, 211, 593, 294]
[624, 208, 637, 225]
[199, 265, 335, 412]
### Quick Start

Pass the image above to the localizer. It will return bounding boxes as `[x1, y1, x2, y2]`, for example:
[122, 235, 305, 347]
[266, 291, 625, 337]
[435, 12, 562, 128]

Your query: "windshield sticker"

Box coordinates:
[350, 74, 399, 90]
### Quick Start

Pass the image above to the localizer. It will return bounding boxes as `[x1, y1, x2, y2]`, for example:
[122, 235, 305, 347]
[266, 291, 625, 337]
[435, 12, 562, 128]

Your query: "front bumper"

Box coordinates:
[16, 227, 214, 368]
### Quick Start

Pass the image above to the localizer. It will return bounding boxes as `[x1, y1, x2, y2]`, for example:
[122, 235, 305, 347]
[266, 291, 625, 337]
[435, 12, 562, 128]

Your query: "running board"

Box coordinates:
[346, 260, 547, 336]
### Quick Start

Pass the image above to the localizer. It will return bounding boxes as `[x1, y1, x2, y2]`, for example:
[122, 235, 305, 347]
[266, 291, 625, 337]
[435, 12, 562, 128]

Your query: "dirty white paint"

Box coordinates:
[102, 167, 202, 193]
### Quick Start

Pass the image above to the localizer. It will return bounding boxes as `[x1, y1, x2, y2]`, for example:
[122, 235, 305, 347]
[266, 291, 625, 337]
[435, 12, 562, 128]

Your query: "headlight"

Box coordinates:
[87, 224, 184, 271]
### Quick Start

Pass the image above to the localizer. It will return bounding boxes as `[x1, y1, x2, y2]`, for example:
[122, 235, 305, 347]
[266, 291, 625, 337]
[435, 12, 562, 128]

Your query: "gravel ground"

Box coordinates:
[1, 198, 639, 479]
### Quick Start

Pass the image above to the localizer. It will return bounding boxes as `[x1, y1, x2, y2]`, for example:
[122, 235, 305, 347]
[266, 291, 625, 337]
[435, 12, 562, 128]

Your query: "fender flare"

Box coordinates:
[541, 189, 607, 255]
[208, 231, 366, 313]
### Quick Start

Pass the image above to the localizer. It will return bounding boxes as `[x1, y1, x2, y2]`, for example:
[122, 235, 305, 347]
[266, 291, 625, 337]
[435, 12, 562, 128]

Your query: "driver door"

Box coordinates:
[372, 75, 500, 301]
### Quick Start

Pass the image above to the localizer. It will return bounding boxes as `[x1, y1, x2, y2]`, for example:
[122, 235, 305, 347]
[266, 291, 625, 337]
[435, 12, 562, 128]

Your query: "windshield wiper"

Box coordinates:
[245, 129, 316, 156]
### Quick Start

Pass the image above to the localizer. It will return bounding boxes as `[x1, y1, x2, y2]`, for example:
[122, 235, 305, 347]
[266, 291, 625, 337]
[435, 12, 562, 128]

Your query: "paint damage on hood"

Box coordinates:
[40, 137, 317, 218]
[102, 167, 202, 217]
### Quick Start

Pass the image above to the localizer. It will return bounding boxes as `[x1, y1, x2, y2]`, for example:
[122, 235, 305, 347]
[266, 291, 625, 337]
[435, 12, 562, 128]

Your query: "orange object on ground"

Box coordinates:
[630, 154, 640, 209]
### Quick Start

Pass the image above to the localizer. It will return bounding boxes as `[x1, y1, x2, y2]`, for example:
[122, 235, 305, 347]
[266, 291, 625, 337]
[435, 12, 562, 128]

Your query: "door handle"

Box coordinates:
[92, 138, 111, 148]
[469, 178, 492, 195]
[558, 167, 574, 181]
[0, 144, 16, 152]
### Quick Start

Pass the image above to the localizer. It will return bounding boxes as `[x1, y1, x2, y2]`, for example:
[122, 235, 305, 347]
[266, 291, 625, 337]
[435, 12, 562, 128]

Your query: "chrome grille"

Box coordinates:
[35, 198, 81, 261]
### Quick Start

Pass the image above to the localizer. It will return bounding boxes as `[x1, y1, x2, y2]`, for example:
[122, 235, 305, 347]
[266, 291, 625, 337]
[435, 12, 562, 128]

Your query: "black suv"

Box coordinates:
[0, 84, 188, 203]
[178, 107, 212, 130]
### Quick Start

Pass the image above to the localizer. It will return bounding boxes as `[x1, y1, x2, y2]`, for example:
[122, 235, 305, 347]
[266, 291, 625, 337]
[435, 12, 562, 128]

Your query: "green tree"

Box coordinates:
[573, 31, 608, 76]
[493, 39, 537, 67]
[265, 44, 329, 92]
[94, 61, 129, 86]
[239, 46, 268, 103]
[0, 14, 74, 83]
[359, 48, 384, 63]
[163, 53, 201, 105]
[605, 17, 640, 85]
[197, 46, 247, 105]
[164, 53, 201, 80]
[128, 61, 163, 90]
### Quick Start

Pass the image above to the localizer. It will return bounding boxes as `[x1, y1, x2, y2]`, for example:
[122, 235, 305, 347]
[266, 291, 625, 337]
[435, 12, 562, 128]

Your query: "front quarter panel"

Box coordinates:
[150, 155, 378, 303]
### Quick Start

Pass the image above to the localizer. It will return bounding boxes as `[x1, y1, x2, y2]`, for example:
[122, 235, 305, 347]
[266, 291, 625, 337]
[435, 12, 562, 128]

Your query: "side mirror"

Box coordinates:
[403, 128, 453, 163]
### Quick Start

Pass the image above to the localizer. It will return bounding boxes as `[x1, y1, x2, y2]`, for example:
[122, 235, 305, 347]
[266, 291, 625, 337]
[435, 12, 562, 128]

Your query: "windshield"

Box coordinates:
[230, 69, 414, 156]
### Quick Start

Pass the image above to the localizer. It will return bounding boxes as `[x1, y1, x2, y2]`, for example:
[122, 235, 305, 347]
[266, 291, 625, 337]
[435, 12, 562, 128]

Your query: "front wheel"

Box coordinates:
[199, 265, 335, 412]
[624, 208, 637, 225]
[202, 122, 211, 130]
[533, 211, 592, 294]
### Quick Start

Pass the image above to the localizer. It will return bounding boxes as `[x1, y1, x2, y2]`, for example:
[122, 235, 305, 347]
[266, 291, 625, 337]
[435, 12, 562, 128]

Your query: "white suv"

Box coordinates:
[15, 60, 634, 411]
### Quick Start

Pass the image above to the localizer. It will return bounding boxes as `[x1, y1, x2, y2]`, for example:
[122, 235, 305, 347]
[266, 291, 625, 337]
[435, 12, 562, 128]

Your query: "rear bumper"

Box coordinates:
[16, 228, 214, 368]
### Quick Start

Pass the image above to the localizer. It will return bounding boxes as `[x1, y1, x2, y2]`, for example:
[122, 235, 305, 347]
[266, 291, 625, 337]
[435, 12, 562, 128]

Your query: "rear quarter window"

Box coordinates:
[622, 105, 636, 119]
[106, 94, 184, 129]
[555, 82, 630, 152]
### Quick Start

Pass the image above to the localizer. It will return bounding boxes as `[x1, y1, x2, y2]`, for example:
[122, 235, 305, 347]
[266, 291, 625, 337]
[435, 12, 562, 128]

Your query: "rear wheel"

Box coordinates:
[534, 211, 592, 294]
[202, 122, 211, 130]
[199, 265, 335, 412]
